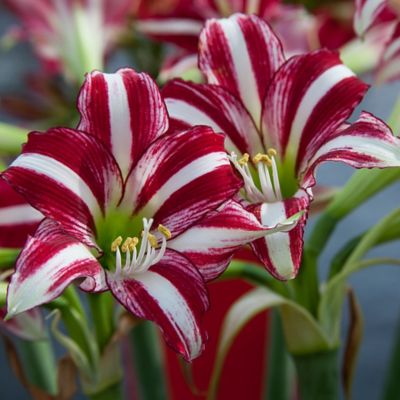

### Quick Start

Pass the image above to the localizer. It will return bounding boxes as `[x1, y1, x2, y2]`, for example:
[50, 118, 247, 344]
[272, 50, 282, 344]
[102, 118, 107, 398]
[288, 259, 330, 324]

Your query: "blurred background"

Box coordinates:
[1, 1, 400, 398]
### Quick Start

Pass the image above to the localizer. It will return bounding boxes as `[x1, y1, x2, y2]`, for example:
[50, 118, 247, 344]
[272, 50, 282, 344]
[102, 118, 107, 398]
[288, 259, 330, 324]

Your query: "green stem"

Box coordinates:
[0, 248, 20, 268]
[293, 349, 340, 400]
[17, 338, 58, 395]
[382, 318, 400, 400]
[88, 292, 115, 353]
[130, 321, 168, 400]
[0, 123, 28, 155]
[264, 310, 291, 400]
[88, 381, 124, 400]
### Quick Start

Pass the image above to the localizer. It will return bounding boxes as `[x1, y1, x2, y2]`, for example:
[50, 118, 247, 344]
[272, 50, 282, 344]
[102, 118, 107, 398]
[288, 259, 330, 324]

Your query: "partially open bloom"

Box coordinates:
[2, 68, 294, 360]
[354, 0, 400, 82]
[163, 14, 400, 280]
[4, 0, 134, 80]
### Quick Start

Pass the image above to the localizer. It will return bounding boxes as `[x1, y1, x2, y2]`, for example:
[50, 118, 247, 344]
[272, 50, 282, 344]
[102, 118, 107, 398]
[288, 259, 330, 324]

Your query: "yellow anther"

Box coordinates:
[129, 237, 139, 251]
[121, 237, 133, 252]
[111, 236, 123, 252]
[147, 233, 158, 248]
[267, 148, 277, 158]
[252, 153, 272, 165]
[158, 224, 172, 239]
[238, 153, 249, 166]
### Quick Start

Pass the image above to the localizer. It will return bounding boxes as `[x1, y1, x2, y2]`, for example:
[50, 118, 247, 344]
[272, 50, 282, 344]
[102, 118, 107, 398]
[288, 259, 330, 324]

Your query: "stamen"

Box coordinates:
[252, 153, 272, 165]
[267, 148, 277, 157]
[111, 219, 171, 278]
[111, 236, 123, 252]
[238, 153, 249, 166]
[158, 224, 172, 239]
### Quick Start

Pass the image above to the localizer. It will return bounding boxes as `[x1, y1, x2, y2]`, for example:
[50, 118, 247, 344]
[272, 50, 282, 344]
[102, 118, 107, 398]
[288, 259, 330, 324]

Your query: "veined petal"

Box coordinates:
[262, 50, 368, 176]
[354, 0, 393, 36]
[376, 22, 400, 83]
[2, 128, 123, 247]
[78, 69, 169, 178]
[302, 112, 400, 187]
[0, 180, 43, 248]
[199, 13, 285, 125]
[249, 192, 309, 280]
[163, 79, 263, 155]
[168, 199, 299, 281]
[7, 220, 104, 317]
[107, 249, 208, 361]
[122, 126, 242, 237]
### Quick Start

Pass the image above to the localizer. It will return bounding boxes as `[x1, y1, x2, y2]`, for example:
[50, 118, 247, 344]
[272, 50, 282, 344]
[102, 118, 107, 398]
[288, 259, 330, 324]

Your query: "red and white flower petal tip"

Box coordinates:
[376, 22, 400, 83]
[107, 249, 208, 361]
[199, 13, 285, 125]
[168, 199, 301, 281]
[354, 0, 395, 37]
[78, 69, 169, 178]
[0, 180, 42, 248]
[2, 127, 123, 248]
[7, 220, 104, 318]
[248, 192, 308, 280]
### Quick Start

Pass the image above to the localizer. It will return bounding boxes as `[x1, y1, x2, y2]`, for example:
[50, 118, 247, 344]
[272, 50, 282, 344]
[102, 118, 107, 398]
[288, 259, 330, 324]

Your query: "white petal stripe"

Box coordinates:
[354, 0, 386, 35]
[260, 202, 295, 280]
[104, 73, 132, 178]
[134, 270, 203, 359]
[287, 64, 355, 159]
[10, 153, 102, 219]
[0, 204, 43, 225]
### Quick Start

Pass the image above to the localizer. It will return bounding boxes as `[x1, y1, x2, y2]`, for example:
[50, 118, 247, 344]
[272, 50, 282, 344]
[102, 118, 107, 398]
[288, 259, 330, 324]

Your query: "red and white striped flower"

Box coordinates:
[354, 0, 400, 82]
[4, 0, 133, 80]
[1, 68, 293, 360]
[163, 14, 400, 280]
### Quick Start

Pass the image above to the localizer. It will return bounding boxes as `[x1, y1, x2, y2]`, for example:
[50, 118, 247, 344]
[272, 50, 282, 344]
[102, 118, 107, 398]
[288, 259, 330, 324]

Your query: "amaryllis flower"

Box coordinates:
[4, 0, 134, 80]
[163, 14, 400, 280]
[1, 68, 292, 360]
[354, 0, 400, 82]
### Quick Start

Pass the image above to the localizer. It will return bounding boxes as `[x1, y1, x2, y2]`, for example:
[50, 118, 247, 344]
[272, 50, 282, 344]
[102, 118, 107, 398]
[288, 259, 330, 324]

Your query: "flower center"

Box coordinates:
[110, 218, 171, 278]
[228, 149, 283, 203]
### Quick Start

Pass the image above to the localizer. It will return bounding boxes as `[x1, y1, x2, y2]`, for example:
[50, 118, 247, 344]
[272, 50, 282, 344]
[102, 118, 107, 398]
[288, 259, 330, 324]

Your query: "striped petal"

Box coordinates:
[78, 69, 169, 178]
[7, 220, 104, 317]
[354, 0, 394, 36]
[168, 199, 299, 281]
[2, 128, 123, 247]
[163, 79, 263, 155]
[107, 249, 208, 361]
[199, 13, 285, 126]
[249, 192, 309, 280]
[262, 49, 368, 177]
[376, 22, 400, 83]
[302, 112, 400, 187]
[122, 126, 242, 238]
[0, 180, 42, 248]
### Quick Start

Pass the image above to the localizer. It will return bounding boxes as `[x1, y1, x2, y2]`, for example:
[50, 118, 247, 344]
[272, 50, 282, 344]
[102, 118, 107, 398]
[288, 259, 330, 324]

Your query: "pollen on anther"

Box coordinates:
[239, 153, 249, 166]
[121, 237, 133, 252]
[267, 148, 277, 158]
[111, 236, 123, 252]
[147, 233, 158, 248]
[252, 153, 272, 165]
[129, 237, 139, 251]
[158, 224, 172, 239]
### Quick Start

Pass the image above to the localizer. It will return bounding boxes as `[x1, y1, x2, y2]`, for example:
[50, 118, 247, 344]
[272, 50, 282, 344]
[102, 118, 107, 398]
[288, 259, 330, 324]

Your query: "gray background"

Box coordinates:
[1, 4, 400, 399]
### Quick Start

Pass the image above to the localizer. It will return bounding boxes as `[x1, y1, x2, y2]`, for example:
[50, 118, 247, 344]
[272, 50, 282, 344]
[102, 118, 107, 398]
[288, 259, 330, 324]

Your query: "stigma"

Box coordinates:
[228, 149, 282, 203]
[110, 218, 171, 278]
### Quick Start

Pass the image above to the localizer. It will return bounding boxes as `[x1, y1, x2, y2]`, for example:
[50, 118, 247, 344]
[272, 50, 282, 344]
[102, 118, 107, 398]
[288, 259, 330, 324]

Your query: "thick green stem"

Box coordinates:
[264, 310, 291, 400]
[17, 338, 58, 395]
[293, 349, 340, 400]
[88, 292, 115, 352]
[88, 381, 124, 400]
[387, 96, 400, 136]
[0, 248, 20, 268]
[130, 321, 168, 400]
[382, 318, 400, 400]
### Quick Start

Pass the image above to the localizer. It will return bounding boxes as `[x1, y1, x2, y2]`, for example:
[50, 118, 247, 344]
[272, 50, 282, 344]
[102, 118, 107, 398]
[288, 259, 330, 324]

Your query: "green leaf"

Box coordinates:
[208, 287, 331, 400]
